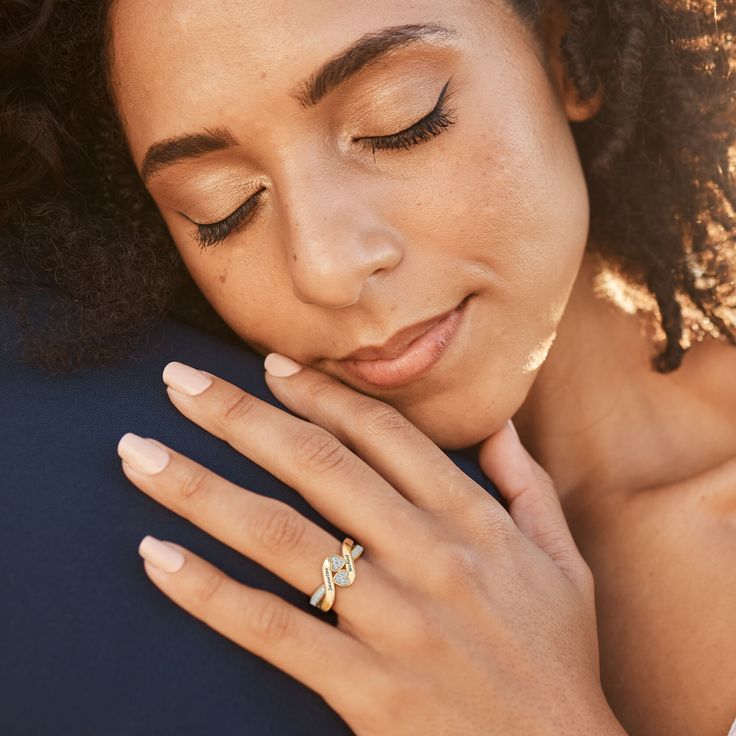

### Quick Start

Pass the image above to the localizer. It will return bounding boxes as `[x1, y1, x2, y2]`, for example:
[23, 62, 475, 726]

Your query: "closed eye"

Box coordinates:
[188, 78, 457, 249]
[190, 187, 266, 249]
[354, 77, 456, 156]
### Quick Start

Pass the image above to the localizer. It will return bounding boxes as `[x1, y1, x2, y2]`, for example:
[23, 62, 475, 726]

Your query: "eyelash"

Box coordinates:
[193, 189, 265, 249]
[192, 78, 457, 249]
[356, 78, 456, 156]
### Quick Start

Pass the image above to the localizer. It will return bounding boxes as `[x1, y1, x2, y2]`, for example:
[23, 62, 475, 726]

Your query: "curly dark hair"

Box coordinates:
[1, 0, 735, 374]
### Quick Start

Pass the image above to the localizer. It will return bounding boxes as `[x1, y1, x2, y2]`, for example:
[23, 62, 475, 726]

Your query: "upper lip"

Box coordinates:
[337, 301, 463, 362]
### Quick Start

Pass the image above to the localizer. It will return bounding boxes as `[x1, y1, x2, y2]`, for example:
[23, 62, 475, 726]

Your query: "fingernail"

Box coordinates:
[264, 353, 302, 377]
[506, 418, 519, 439]
[138, 535, 185, 573]
[118, 432, 170, 474]
[162, 361, 213, 396]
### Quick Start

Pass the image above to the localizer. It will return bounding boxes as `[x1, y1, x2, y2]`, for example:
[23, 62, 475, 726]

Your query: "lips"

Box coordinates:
[340, 300, 465, 362]
[333, 294, 472, 389]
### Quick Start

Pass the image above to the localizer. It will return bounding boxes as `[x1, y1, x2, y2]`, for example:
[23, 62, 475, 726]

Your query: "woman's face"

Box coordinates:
[108, 0, 600, 448]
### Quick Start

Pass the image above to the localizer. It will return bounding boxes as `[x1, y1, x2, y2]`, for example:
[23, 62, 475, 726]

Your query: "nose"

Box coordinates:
[279, 176, 404, 309]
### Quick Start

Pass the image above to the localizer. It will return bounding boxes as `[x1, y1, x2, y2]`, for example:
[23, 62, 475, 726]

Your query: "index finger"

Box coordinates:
[160, 361, 427, 558]
[263, 356, 508, 523]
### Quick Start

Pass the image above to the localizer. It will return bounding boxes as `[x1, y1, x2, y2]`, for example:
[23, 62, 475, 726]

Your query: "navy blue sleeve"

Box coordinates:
[0, 299, 501, 736]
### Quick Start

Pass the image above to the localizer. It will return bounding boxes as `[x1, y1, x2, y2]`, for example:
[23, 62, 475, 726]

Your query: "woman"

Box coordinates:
[2, 0, 735, 734]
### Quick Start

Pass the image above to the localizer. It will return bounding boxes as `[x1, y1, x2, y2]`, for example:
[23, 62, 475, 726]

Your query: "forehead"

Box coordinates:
[108, 0, 527, 161]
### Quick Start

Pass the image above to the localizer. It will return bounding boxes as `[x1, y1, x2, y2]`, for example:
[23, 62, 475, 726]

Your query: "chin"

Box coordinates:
[390, 400, 512, 451]
[387, 364, 538, 450]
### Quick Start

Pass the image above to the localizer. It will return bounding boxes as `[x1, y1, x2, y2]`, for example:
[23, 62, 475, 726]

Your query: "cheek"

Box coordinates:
[438, 76, 587, 268]
[172, 242, 295, 349]
[464, 80, 587, 318]
[378, 93, 590, 444]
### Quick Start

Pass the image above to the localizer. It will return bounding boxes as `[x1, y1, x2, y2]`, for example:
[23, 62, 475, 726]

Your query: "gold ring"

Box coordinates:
[309, 537, 363, 612]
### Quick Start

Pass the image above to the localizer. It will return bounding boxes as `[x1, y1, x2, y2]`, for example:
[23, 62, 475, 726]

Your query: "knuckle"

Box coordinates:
[219, 388, 259, 424]
[370, 670, 417, 720]
[428, 541, 484, 589]
[530, 460, 555, 491]
[472, 501, 516, 542]
[444, 543, 483, 579]
[357, 401, 413, 438]
[576, 558, 596, 594]
[306, 377, 335, 402]
[195, 568, 227, 608]
[394, 603, 438, 648]
[249, 597, 291, 643]
[529, 524, 570, 553]
[292, 427, 353, 476]
[177, 466, 212, 502]
[249, 502, 306, 557]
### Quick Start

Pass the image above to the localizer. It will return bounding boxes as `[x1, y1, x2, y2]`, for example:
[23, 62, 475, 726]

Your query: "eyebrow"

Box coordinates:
[140, 22, 456, 183]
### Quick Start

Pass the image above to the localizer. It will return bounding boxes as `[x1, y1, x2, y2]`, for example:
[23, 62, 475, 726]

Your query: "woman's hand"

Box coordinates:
[117, 356, 626, 736]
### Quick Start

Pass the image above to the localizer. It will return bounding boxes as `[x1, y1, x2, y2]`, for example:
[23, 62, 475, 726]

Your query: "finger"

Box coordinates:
[263, 353, 500, 519]
[159, 361, 427, 560]
[477, 420, 588, 581]
[137, 536, 374, 712]
[117, 432, 390, 622]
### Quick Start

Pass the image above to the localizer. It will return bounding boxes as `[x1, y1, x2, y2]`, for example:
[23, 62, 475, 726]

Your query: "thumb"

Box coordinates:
[478, 420, 586, 581]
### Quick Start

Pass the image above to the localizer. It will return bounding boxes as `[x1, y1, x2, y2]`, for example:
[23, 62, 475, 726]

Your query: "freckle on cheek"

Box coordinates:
[218, 272, 227, 284]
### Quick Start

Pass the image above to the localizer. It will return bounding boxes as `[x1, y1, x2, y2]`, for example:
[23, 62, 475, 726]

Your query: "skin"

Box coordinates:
[118, 362, 626, 735]
[108, 0, 736, 734]
[108, 0, 596, 449]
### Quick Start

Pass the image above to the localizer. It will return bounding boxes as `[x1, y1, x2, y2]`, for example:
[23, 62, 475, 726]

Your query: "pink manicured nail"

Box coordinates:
[138, 535, 185, 573]
[507, 419, 519, 439]
[264, 353, 302, 377]
[162, 361, 213, 396]
[118, 433, 170, 474]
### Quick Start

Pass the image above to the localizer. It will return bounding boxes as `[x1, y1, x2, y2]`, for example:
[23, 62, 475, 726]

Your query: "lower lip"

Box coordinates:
[336, 295, 472, 389]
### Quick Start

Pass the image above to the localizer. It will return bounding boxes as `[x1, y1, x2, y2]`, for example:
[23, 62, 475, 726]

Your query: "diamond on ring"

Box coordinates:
[309, 540, 364, 611]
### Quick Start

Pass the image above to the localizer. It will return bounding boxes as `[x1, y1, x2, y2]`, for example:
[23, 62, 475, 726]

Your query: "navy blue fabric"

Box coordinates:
[0, 296, 502, 736]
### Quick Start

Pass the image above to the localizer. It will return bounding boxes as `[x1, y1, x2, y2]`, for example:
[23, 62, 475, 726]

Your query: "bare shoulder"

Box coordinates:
[575, 455, 736, 736]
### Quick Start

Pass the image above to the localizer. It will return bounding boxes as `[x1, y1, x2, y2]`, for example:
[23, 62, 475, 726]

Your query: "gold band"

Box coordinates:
[309, 537, 363, 612]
